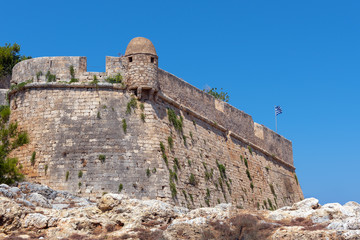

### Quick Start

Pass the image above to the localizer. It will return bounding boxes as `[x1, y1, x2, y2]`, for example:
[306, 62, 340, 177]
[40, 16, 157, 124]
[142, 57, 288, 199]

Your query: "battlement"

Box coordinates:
[7, 37, 302, 209]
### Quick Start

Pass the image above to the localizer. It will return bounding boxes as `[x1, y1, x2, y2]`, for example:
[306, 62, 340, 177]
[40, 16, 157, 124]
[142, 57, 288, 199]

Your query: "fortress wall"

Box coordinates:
[9, 86, 170, 201]
[106, 56, 125, 77]
[149, 97, 303, 209]
[157, 69, 293, 166]
[8, 83, 303, 208]
[11, 57, 87, 85]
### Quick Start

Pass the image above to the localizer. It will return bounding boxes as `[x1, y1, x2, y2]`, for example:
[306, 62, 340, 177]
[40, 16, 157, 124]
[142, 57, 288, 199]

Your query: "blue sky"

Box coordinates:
[2, 0, 360, 204]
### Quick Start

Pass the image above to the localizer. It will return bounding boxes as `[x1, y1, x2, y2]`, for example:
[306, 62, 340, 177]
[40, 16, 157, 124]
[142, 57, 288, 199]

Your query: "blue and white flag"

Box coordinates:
[275, 106, 282, 116]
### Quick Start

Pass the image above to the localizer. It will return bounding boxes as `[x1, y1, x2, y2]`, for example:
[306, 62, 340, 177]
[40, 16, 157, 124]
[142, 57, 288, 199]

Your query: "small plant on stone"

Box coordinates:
[160, 142, 165, 154]
[169, 180, 177, 198]
[65, 171, 69, 181]
[91, 75, 99, 85]
[105, 73, 123, 84]
[140, 103, 144, 111]
[118, 183, 123, 192]
[248, 146, 253, 155]
[189, 173, 196, 186]
[168, 136, 174, 150]
[140, 113, 145, 122]
[246, 169, 252, 181]
[269, 184, 276, 197]
[30, 151, 36, 166]
[294, 173, 299, 185]
[78, 170, 83, 178]
[250, 182, 254, 191]
[183, 135, 187, 146]
[167, 108, 183, 132]
[99, 155, 106, 163]
[192, 120, 196, 126]
[45, 71, 56, 82]
[174, 158, 180, 170]
[44, 164, 48, 175]
[244, 158, 248, 168]
[182, 190, 188, 201]
[268, 198, 274, 210]
[36, 71, 42, 80]
[122, 119, 127, 133]
[189, 193, 194, 204]
[146, 168, 151, 177]
[216, 160, 226, 179]
[265, 166, 270, 172]
[126, 97, 137, 114]
[78, 182, 82, 188]
[188, 159, 191, 167]
[189, 131, 193, 142]
[152, 167, 157, 173]
[97, 111, 101, 119]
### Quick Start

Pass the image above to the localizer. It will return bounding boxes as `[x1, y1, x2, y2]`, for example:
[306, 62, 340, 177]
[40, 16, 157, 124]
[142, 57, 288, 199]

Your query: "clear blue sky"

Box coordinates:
[2, 0, 360, 205]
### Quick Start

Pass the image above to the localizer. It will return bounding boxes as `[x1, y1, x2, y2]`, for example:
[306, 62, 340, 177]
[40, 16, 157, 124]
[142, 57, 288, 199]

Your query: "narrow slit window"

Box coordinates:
[129, 57, 133, 62]
[151, 57, 154, 63]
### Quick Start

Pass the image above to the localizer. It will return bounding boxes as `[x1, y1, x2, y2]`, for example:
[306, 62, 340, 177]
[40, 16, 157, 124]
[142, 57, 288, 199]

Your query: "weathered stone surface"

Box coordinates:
[0, 184, 359, 240]
[8, 37, 303, 210]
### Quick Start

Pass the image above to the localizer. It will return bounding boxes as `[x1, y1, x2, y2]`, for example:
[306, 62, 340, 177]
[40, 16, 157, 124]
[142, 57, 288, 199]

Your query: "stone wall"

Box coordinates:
[157, 69, 293, 166]
[8, 56, 303, 209]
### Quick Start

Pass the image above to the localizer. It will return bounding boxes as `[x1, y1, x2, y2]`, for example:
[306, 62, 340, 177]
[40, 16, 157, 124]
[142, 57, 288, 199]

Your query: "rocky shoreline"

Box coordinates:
[0, 182, 359, 239]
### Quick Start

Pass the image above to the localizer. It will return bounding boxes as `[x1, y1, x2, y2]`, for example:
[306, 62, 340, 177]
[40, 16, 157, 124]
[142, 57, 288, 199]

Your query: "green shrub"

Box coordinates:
[36, 71, 42, 80]
[78, 170, 83, 178]
[294, 173, 299, 185]
[168, 136, 174, 150]
[244, 158, 248, 168]
[269, 184, 276, 197]
[189, 193, 194, 204]
[90, 75, 99, 85]
[146, 168, 151, 177]
[170, 180, 177, 198]
[188, 159, 191, 166]
[78, 182, 82, 188]
[192, 120, 196, 126]
[246, 169, 252, 181]
[122, 119, 127, 133]
[182, 190, 188, 201]
[216, 160, 226, 179]
[248, 146, 253, 155]
[13, 132, 29, 148]
[97, 111, 101, 119]
[189, 173, 196, 186]
[105, 73, 123, 84]
[268, 198, 274, 210]
[45, 71, 56, 82]
[205, 197, 210, 207]
[162, 154, 168, 166]
[167, 108, 183, 132]
[263, 200, 268, 209]
[65, 171, 69, 181]
[99, 155, 106, 163]
[174, 158, 180, 169]
[265, 166, 270, 172]
[30, 151, 36, 166]
[250, 182, 254, 190]
[126, 97, 137, 114]
[152, 167, 156, 173]
[160, 142, 165, 154]
[140, 113, 146, 122]
[118, 183, 123, 192]
[140, 103, 144, 111]
[183, 135, 187, 146]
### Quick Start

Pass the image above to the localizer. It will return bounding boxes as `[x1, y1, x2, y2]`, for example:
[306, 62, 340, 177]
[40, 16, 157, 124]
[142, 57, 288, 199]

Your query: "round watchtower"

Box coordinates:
[124, 37, 159, 99]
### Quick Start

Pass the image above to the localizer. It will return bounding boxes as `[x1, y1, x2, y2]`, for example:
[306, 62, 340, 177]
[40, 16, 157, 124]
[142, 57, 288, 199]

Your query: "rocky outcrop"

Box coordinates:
[0, 182, 359, 239]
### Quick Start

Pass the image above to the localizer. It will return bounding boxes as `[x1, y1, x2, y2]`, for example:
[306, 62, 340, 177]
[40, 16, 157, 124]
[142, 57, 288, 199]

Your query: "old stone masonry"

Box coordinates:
[5, 37, 303, 210]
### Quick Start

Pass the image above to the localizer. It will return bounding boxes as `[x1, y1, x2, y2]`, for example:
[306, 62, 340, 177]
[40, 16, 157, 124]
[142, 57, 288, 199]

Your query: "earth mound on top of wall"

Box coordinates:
[0, 182, 359, 240]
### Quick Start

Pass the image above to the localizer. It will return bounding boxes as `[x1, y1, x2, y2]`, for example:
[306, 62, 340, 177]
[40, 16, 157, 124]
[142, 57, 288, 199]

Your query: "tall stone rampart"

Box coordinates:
[7, 37, 303, 210]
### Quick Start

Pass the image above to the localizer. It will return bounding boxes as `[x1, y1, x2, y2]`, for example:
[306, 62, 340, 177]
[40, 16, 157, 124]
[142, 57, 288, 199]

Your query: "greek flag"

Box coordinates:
[275, 106, 282, 116]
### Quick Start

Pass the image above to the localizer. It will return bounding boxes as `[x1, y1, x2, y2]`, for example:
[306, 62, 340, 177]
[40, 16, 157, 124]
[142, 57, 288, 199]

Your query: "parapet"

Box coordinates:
[11, 57, 87, 85]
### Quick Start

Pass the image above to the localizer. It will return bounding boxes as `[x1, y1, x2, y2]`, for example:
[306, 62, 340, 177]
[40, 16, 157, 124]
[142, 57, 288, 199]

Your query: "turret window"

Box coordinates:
[129, 57, 133, 62]
[151, 57, 154, 63]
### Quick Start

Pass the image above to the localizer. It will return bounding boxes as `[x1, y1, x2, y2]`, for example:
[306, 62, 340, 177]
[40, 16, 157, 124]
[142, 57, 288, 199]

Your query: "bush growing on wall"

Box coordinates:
[0, 105, 29, 184]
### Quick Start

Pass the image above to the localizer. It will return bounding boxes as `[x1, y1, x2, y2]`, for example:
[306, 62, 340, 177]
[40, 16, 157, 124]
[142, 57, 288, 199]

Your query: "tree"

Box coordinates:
[203, 87, 230, 102]
[0, 43, 31, 78]
[0, 105, 29, 184]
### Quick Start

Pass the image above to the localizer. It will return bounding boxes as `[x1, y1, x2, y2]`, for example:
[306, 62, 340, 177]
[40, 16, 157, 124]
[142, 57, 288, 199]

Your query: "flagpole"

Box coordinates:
[275, 106, 277, 133]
